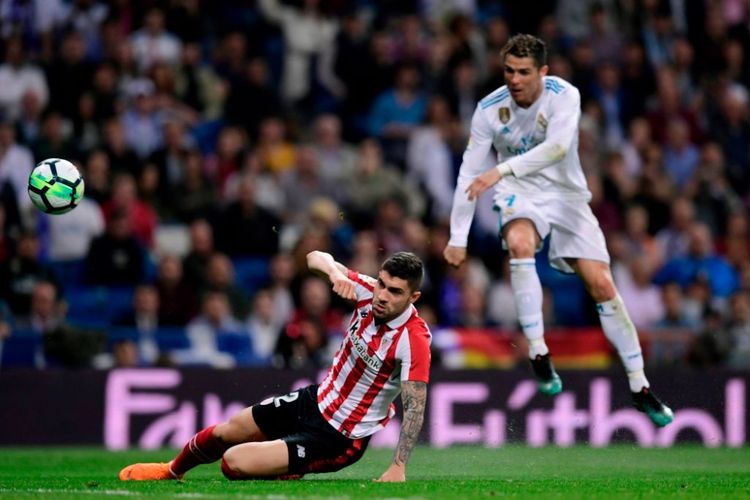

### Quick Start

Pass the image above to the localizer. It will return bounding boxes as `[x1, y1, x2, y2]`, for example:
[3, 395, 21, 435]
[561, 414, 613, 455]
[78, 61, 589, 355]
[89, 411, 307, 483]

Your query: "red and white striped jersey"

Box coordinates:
[317, 269, 432, 439]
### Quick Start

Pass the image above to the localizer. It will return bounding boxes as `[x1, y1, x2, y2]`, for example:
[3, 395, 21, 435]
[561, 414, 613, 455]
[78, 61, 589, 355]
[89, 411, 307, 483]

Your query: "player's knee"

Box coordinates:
[589, 273, 616, 303]
[220, 456, 245, 480]
[506, 240, 536, 259]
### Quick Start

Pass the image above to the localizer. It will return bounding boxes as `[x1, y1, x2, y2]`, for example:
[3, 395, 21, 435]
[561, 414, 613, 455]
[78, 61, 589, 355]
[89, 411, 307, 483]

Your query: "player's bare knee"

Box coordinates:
[220, 454, 244, 480]
[507, 241, 536, 259]
[588, 273, 616, 303]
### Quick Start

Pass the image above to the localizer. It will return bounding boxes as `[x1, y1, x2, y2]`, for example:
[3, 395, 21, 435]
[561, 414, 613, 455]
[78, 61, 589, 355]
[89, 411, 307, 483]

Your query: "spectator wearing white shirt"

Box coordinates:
[45, 197, 105, 262]
[0, 37, 49, 123]
[0, 118, 34, 217]
[129, 7, 182, 73]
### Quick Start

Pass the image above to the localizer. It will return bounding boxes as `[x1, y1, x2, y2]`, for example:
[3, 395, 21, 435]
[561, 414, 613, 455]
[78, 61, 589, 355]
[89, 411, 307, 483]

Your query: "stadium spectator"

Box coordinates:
[175, 42, 226, 121]
[279, 145, 336, 226]
[223, 57, 281, 138]
[182, 219, 214, 289]
[311, 114, 358, 184]
[201, 253, 249, 320]
[662, 118, 700, 190]
[121, 78, 164, 159]
[84, 209, 146, 286]
[256, 117, 296, 174]
[725, 291, 750, 369]
[265, 253, 295, 327]
[129, 7, 182, 73]
[405, 95, 459, 222]
[211, 176, 280, 258]
[178, 290, 242, 368]
[169, 148, 216, 223]
[155, 255, 198, 326]
[32, 110, 78, 162]
[113, 283, 161, 366]
[45, 195, 105, 262]
[341, 139, 425, 227]
[245, 288, 282, 364]
[0, 36, 49, 123]
[101, 118, 140, 175]
[0, 116, 35, 217]
[615, 254, 665, 330]
[101, 173, 157, 249]
[367, 63, 428, 168]
[81, 149, 111, 205]
[274, 275, 341, 370]
[15, 89, 44, 147]
[45, 30, 93, 120]
[655, 197, 695, 261]
[258, 0, 339, 112]
[654, 222, 739, 300]
[0, 231, 58, 316]
[25, 281, 104, 369]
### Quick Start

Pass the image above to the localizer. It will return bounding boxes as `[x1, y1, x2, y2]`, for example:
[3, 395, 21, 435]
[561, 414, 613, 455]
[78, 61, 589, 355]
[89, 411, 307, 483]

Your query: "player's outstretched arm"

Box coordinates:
[306, 250, 356, 300]
[377, 380, 427, 483]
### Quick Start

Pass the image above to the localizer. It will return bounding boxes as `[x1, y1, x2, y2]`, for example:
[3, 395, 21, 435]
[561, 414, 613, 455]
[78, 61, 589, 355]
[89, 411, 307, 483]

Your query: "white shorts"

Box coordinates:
[493, 192, 610, 274]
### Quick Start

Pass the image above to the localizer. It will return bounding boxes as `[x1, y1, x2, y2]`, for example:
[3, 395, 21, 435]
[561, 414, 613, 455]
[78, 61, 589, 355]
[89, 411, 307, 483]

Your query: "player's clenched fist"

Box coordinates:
[331, 274, 357, 300]
[443, 245, 467, 268]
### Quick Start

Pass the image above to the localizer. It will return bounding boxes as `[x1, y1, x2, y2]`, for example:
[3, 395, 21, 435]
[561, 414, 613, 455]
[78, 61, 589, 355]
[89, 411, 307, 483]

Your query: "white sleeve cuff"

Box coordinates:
[496, 162, 513, 177]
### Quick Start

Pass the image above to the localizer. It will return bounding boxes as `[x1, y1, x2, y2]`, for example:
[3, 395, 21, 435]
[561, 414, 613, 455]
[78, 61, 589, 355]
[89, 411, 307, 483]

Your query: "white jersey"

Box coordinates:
[448, 76, 590, 247]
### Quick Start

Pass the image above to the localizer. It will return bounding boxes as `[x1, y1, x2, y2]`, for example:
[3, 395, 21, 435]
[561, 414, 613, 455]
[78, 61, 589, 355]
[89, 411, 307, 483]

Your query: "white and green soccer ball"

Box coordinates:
[28, 158, 85, 215]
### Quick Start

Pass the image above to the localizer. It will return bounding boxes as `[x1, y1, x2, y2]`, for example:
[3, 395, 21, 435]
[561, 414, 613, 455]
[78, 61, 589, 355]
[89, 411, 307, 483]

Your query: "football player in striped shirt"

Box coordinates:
[443, 34, 673, 427]
[119, 251, 431, 482]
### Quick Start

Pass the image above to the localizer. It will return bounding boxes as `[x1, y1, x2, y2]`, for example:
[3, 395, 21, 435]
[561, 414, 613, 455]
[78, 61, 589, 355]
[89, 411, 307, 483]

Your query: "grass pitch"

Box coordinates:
[0, 446, 748, 498]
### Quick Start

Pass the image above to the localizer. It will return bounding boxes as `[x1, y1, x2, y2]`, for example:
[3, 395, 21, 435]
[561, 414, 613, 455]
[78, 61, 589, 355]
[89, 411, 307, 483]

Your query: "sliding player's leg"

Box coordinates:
[119, 405, 268, 481]
[119, 387, 306, 481]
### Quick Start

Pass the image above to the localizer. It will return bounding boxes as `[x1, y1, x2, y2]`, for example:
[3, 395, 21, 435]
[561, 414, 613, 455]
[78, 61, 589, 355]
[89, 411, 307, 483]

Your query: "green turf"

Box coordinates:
[0, 446, 748, 499]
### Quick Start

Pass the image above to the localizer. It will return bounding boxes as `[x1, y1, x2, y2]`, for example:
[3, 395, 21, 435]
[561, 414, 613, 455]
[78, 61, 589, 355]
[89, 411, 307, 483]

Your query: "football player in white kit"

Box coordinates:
[444, 34, 673, 427]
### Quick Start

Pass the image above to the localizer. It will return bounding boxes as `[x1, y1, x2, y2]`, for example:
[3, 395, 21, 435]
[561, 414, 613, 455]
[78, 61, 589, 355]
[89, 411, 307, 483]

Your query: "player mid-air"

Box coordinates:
[443, 34, 673, 426]
[119, 251, 431, 481]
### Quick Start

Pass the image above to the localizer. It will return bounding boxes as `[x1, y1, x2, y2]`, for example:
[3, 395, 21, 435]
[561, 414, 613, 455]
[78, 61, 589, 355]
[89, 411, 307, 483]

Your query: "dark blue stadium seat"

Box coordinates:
[155, 327, 190, 351]
[48, 259, 86, 289]
[107, 327, 141, 349]
[217, 332, 258, 366]
[65, 286, 134, 328]
[231, 257, 271, 296]
[1, 330, 42, 368]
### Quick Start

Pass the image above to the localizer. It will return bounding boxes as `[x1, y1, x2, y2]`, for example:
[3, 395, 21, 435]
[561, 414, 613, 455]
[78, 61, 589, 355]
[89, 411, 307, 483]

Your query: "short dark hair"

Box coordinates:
[382, 252, 424, 291]
[501, 34, 547, 68]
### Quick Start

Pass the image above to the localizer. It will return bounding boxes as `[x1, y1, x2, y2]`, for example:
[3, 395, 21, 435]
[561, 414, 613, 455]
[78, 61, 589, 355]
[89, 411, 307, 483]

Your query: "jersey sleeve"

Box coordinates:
[347, 269, 375, 302]
[504, 86, 581, 178]
[448, 104, 496, 247]
[397, 323, 432, 383]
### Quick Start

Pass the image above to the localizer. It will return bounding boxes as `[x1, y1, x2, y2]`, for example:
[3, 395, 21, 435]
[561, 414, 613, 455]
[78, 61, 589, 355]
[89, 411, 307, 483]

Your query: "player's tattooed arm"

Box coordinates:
[394, 380, 427, 467]
[377, 380, 427, 482]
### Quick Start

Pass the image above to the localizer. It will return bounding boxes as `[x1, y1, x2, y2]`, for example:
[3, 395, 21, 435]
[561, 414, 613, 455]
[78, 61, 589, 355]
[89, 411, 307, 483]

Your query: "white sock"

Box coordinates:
[597, 294, 650, 392]
[510, 258, 547, 359]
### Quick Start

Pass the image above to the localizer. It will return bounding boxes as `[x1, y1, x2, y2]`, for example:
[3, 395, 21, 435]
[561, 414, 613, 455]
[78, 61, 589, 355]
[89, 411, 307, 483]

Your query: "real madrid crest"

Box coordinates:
[536, 113, 548, 132]
[499, 107, 510, 124]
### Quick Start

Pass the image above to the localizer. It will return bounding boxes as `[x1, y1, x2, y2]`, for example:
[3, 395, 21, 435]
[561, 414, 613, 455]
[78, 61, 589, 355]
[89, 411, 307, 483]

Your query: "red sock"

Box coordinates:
[171, 425, 230, 476]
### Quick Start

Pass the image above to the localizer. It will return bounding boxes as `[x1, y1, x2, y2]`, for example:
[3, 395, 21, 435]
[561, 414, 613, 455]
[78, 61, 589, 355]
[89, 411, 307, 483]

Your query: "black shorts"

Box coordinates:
[251, 384, 370, 475]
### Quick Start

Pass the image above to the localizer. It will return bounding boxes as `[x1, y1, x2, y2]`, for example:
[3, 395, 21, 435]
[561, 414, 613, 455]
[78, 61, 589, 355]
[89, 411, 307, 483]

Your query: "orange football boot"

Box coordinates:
[118, 461, 182, 481]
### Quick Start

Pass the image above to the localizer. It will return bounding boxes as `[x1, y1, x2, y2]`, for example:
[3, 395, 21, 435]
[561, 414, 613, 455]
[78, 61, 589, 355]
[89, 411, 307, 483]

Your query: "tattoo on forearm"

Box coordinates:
[394, 381, 427, 467]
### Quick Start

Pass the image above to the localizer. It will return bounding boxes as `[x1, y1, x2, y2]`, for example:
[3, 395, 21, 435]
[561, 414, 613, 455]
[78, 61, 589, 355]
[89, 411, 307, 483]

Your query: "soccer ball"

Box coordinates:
[28, 158, 85, 215]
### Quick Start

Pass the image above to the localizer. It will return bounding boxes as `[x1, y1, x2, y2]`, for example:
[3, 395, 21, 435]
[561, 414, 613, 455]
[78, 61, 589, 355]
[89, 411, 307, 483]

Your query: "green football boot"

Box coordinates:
[530, 354, 563, 396]
[632, 387, 674, 427]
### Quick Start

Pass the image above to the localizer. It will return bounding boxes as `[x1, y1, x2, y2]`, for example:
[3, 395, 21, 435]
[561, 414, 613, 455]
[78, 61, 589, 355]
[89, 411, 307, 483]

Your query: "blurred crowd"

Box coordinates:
[0, 0, 749, 371]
